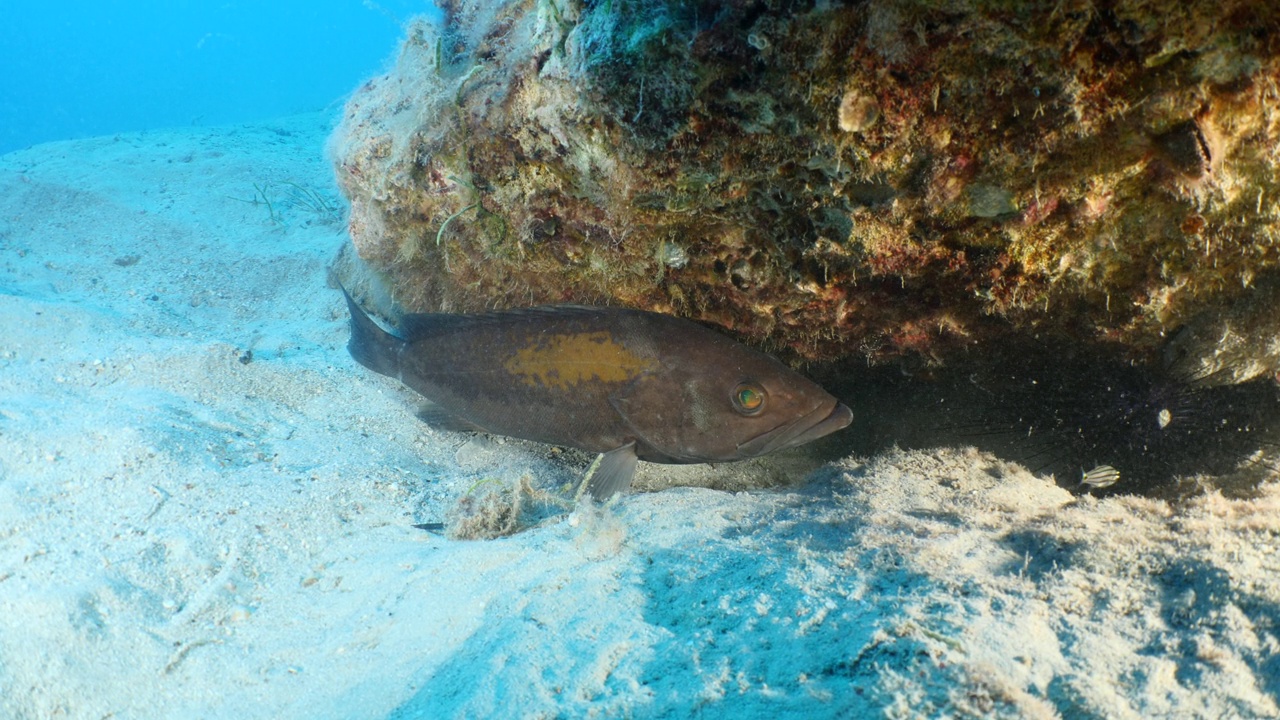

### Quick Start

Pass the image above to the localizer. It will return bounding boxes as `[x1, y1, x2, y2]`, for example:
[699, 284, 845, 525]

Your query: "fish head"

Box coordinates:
[612, 339, 852, 463]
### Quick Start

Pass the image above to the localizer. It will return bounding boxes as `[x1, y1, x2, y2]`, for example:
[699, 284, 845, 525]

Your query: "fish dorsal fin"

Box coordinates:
[574, 443, 640, 504]
[396, 311, 482, 340]
[395, 305, 630, 341]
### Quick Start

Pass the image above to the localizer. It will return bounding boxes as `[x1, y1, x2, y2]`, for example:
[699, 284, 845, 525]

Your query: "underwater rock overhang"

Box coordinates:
[329, 0, 1280, 383]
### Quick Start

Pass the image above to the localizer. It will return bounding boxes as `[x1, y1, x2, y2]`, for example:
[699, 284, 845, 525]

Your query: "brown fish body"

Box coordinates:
[344, 291, 851, 500]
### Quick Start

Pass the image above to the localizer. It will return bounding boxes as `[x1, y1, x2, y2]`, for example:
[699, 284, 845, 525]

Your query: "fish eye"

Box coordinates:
[732, 382, 766, 415]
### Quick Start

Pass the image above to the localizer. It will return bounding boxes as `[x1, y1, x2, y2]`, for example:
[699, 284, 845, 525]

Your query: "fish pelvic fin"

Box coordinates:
[342, 286, 404, 380]
[415, 404, 487, 433]
[575, 442, 639, 504]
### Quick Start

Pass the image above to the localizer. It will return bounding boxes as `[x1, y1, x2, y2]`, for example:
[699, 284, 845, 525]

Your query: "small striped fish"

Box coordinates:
[1080, 465, 1121, 489]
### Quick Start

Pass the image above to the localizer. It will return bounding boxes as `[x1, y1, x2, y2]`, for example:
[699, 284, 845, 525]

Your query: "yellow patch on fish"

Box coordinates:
[503, 331, 657, 390]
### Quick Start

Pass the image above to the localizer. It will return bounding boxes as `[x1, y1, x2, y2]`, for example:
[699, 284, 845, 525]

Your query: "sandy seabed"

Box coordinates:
[0, 113, 1277, 719]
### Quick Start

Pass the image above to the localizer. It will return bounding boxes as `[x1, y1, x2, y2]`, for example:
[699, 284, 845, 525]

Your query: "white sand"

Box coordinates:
[1, 114, 1277, 719]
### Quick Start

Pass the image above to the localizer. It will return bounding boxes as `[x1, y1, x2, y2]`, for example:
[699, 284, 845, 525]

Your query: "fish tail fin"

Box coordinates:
[342, 286, 404, 379]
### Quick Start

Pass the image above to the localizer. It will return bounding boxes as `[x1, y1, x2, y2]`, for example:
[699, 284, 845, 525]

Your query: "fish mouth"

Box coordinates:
[735, 401, 853, 458]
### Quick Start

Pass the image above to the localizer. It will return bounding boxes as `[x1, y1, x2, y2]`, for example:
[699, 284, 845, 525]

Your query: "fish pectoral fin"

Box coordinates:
[415, 404, 487, 433]
[608, 391, 665, 453]
[574, 443, 639, 504]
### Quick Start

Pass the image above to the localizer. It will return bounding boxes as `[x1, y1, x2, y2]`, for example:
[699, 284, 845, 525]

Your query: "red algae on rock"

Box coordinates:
[330, 0, 1280, 372]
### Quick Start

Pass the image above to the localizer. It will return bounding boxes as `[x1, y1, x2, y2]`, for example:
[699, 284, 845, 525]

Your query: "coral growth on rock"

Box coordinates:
[331, 0, 1280, 372]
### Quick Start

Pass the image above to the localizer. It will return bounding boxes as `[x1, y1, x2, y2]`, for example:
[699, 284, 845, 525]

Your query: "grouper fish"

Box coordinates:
[343, 289, 852, 502]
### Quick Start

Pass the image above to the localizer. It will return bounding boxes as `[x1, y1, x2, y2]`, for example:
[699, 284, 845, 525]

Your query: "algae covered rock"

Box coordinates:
[331, 0, 1280, 371]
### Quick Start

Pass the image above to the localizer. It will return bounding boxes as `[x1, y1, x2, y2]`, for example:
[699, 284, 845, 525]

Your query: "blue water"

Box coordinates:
[0, 1, 440, 155]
